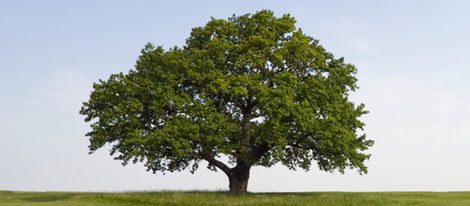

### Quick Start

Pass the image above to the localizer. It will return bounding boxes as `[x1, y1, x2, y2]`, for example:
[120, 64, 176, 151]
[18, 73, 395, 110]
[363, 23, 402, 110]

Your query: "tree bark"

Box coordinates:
[228, 163, 250, 193]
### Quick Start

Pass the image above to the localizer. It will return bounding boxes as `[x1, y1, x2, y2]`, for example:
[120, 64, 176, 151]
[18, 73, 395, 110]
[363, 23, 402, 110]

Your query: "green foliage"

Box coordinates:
[80, 10, 373, 177]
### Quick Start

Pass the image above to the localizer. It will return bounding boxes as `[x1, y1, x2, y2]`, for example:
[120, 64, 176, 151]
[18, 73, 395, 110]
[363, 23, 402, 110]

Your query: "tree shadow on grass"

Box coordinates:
[21, 193, 76, 202]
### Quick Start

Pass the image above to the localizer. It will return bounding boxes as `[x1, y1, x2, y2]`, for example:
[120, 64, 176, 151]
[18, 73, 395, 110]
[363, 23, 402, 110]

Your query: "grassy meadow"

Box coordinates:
[2, 191, 470, 206]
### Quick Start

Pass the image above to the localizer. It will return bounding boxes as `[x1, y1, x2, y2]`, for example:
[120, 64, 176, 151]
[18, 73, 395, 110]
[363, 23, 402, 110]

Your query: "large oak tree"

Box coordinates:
[80, 10, 373, 193]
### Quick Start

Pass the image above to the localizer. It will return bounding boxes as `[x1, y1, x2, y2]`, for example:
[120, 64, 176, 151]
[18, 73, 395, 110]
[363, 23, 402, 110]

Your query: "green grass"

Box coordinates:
[2, 191, 470, 206]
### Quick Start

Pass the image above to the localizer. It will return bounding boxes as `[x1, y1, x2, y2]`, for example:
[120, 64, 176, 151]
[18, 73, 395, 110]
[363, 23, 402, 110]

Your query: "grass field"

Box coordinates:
[2, 191, 470, 206]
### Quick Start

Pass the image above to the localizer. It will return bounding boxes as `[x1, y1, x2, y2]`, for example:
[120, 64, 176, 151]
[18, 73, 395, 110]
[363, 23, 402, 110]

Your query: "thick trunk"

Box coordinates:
[228, 164, 250, 193]
[201, 153, 251, 193]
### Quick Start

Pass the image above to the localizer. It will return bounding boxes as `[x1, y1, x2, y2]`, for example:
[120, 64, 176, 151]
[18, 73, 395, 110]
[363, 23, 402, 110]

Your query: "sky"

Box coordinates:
[1, 0, 470, 192]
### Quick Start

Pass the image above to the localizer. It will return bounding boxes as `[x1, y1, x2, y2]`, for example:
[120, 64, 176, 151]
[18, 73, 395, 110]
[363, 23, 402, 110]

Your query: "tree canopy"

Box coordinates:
[80, 10, 373, 193]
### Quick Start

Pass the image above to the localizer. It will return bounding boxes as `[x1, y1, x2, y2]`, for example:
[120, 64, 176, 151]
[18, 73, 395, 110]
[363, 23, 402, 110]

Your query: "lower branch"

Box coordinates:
[202, 152, 232, 175]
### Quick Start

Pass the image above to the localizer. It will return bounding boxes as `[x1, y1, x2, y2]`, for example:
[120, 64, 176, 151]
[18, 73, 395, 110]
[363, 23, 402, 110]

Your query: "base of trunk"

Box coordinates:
[228, 164, 250, 193]
[229, 178, 248, 193]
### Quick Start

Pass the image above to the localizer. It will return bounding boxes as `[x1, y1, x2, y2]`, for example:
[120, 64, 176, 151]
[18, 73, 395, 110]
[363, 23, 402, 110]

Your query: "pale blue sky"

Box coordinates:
[2, 0, 470, 192]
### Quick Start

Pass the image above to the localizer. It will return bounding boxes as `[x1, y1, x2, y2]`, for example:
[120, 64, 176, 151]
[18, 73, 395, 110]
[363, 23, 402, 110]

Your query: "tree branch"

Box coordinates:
[252, 142, 270, 160]
[202, 152, 232, 175]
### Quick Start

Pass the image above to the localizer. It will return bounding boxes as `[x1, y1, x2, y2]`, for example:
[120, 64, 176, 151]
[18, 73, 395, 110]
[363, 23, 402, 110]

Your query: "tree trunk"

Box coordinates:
[228, 163, 250, 193]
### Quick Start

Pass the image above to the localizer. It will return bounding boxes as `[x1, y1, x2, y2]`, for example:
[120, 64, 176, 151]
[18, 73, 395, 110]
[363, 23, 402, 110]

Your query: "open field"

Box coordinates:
[2, 191, 470, 206]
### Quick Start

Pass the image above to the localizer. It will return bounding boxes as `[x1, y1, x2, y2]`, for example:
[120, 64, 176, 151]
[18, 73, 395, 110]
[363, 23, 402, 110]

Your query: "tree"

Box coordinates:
[80, 10, 373, 193]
